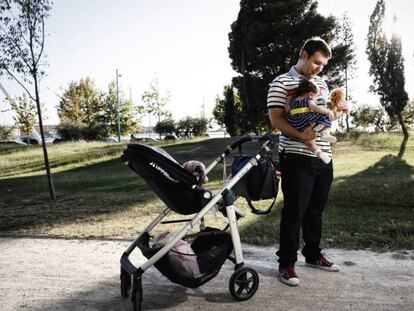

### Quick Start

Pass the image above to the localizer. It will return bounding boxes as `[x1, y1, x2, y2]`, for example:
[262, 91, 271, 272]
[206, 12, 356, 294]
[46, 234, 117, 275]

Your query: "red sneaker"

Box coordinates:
[278, 266, 300, 286]
[306, 254, 340, 272]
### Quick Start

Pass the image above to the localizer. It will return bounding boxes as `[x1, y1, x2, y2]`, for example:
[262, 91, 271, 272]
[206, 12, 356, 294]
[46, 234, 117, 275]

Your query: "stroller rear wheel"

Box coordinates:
[120, 268, 131, 298]
[229, 266, 259, 301]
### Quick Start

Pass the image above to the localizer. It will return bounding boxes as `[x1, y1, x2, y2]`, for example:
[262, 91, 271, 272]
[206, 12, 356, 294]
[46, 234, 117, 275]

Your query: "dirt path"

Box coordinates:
[0, 237, 413, 311]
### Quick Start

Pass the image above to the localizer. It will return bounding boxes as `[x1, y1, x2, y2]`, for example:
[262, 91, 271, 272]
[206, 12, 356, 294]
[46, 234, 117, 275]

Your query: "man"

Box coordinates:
[268, 37, 344, 286]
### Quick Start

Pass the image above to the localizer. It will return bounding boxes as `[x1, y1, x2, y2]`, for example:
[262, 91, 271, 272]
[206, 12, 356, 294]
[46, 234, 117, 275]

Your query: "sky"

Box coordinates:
[1, 0, 413, 126]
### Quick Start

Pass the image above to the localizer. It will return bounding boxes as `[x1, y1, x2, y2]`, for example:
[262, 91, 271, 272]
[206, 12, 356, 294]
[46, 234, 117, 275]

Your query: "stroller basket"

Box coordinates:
[137, 227, 233, 288]
[122, 144, 211, 215]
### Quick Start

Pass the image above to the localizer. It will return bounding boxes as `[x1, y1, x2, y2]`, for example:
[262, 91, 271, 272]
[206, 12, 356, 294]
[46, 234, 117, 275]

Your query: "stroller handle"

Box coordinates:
[224, 135, 273, 156]
[205, 135, 274, 175]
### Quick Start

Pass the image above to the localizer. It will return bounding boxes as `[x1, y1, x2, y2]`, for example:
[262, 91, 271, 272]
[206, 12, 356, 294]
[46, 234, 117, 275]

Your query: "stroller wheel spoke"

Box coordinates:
[246, 276, 254, 283]
[236, 286, 245, 295]
[229, 267, 259, 301]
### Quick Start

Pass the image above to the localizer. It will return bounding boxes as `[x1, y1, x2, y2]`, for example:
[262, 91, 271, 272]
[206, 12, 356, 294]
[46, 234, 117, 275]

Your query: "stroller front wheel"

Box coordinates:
[229, 266, 259, 301]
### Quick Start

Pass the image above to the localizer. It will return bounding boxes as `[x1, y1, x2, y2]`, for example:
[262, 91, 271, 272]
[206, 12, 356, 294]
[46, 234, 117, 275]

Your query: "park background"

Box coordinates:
[0, 0, 413, 251]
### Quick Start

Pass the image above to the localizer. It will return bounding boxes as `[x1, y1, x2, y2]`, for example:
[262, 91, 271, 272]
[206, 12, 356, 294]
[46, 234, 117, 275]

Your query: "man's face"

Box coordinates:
[301, 51, 329, 79]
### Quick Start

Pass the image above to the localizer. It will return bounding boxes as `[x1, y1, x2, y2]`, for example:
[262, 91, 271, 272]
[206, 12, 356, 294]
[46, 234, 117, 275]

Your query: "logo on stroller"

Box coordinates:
[149, 161, 178, 183]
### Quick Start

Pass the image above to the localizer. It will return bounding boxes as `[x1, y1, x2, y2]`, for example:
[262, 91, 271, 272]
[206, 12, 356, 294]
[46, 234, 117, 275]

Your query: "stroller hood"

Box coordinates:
[122, 144, 210, 215]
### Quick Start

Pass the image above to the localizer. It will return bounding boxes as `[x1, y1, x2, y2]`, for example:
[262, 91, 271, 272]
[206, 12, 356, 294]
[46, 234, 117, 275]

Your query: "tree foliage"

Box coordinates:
[176, 116, 209, 137]
[213, 84, 243, 136]
[57, 78, 141, 137]
[58, 77, 102, 123]
[100, 81, 140, 136]
[329, 12, 357, 132]
[0, 125, 14, 140]
[154, 118, 176, 136]
[366, 0, 409, 137]
[402, 100, 414, 128]
[141, 78, 171, 139]
[10, 93, 37, 142]
[228, 0, 352, 134]
[141, 78, 171, 122]
[350, 104, 396, 132]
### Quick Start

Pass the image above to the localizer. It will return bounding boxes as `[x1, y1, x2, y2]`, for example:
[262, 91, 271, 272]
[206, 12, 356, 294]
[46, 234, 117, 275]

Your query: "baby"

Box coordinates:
[182, 160, 209, 184]
[286, 79, 336, 164]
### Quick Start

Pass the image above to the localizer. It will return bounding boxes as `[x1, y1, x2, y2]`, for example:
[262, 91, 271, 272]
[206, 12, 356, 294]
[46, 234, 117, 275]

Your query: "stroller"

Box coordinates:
[120, 135, 279, 310]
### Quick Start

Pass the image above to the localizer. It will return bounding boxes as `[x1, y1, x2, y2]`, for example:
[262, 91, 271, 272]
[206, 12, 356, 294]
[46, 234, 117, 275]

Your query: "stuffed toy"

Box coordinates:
[327, 88, 350, 119]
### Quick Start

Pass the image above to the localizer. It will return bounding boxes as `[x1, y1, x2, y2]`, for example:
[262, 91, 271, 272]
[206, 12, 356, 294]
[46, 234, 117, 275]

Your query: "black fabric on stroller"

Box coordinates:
[122, 144, 211, 215]
[136, 227, 233, 288]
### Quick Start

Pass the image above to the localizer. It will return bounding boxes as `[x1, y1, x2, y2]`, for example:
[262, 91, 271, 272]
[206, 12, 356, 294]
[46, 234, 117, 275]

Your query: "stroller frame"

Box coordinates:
[120, 136, 274, 310]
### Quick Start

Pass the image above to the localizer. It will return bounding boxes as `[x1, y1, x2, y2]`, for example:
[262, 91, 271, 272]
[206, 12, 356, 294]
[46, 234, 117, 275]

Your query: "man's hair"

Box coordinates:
[293, 79, 319, 98]
[299, 37, 331, 59]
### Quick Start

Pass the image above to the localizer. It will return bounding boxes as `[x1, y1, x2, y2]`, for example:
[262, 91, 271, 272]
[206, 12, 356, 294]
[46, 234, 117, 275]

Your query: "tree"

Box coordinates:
[58, 79, 141, 138]
[366, 0, 409, 138]
[176, 116, 193, 138]
[350, 104, 396, 132]
[228, 0, 351, 134]
[213, 84, 244, 136]
[0, 125, 14, 140]
[154, 118, 176, 137]
[0, 0, 55, 199]
[176, 116, 209, 137]
[101, 81, 140, 136]
[57, 77, 103, 124]
[141, 78, 171, 139]
[10, 93, 37, 143]
[191, 117, 209, 136]
[330, 12, 357, 132]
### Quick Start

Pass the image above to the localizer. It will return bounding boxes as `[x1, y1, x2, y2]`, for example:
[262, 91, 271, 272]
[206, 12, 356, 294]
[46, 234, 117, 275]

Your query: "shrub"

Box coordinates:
[0, 125, 14, 140]
[58, 120, 110, 141]
[82, 122, 110, 141]
[57, 119, 86, 141]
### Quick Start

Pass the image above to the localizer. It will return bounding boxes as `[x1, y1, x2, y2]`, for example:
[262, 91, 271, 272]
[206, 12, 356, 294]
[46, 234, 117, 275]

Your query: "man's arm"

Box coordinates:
[269, 108, 317, 141]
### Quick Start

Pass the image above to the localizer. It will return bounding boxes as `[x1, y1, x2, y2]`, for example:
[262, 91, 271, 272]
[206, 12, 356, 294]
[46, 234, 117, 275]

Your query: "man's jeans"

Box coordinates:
[276, 151, 333, 267]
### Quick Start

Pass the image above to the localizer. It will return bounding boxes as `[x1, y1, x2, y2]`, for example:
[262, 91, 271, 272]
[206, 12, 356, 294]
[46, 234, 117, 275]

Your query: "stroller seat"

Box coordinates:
[122, 144, 212, 215]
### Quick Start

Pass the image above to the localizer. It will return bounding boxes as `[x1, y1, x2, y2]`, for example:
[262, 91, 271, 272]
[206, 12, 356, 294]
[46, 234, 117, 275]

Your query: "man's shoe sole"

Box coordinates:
[279, 275, 300, 286]
[305, 263, 340, 272]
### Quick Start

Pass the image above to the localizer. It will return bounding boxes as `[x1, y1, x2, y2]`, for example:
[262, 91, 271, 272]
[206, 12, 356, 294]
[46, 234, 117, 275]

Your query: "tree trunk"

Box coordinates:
[345, 65, 350, 132]
[34, 74, 56, 200]
[396, 111, 409, 138]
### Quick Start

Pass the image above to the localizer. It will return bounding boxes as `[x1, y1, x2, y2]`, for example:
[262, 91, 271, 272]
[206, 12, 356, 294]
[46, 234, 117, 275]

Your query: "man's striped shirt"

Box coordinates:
[267, 66, 331, 158]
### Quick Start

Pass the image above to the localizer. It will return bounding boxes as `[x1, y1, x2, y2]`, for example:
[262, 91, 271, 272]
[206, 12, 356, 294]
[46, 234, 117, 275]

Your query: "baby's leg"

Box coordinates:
[319, 127, 337, 143]
[304, 140, 331, 164]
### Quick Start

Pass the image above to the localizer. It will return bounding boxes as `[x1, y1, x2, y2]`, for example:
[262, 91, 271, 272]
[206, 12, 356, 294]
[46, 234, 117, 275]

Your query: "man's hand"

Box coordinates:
[300, 124, 317, 141]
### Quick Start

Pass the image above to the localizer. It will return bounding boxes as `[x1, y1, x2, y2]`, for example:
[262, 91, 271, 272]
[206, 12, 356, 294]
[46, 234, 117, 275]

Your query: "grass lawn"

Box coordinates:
[0, 133, 413, 250]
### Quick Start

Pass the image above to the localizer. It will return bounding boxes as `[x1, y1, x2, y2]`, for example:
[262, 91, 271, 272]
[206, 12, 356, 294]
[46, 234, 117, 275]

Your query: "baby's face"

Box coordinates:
[309, 91, 318, 99]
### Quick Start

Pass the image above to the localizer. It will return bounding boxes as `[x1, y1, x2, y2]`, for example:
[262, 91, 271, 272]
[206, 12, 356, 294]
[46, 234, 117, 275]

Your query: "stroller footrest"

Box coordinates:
[161, 219, 192, 224]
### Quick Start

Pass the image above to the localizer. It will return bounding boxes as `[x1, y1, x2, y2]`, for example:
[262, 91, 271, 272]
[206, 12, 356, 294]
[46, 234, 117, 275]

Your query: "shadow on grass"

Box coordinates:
[0, 137, 278, 234]
[0, 157, 152, 232]
[240, 153, 414, 250]
[325, 154, 414, 249]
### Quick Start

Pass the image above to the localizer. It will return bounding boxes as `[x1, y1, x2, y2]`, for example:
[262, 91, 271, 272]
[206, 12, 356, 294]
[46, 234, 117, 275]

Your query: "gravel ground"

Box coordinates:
[0, 237, 413, 311]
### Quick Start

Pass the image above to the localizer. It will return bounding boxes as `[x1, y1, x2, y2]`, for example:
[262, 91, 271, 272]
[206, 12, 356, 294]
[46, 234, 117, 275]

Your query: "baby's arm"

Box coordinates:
[285, 95, 293, 113]
[308, 100, 334, 120]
